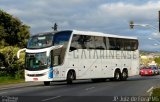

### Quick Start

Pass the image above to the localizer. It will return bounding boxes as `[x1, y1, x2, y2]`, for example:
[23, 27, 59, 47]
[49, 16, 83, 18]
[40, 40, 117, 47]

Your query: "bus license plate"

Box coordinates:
[33, 78, 38, 81]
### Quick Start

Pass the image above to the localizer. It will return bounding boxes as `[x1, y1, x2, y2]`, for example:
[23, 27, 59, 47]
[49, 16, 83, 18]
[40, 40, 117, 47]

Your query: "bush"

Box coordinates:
[0, 46, 25, 78]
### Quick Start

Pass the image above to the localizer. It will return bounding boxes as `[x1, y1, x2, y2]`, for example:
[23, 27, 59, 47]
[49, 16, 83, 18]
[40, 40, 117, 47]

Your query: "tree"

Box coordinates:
[0, 9, 30, 48]
[154, 57, 160, 67]
[0, 10, 30, 78]
[0, 46, 25, 77]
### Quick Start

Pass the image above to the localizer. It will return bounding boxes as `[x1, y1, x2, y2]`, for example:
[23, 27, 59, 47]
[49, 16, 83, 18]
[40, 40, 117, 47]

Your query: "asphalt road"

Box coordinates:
[0, 75, 160, 102]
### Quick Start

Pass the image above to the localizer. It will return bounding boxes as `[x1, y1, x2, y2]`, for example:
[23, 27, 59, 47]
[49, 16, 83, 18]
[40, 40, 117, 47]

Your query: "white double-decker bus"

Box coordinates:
[17, 30, 139, 85]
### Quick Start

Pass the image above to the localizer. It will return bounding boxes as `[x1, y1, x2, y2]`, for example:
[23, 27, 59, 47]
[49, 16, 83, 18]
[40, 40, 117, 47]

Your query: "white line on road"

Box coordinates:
[147, 86, 154, 93]
[41, 96, 61, 101]
[0, 92, 7, 95]
[85, 87, 95, 91]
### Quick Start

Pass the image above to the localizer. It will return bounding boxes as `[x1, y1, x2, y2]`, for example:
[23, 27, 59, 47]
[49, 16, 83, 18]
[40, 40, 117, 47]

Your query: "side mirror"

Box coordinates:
[17, 48, 26, 59]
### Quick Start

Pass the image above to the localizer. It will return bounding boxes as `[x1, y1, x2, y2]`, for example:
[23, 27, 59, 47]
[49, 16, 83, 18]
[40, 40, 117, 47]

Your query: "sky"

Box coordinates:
[0, 0, 160, 51]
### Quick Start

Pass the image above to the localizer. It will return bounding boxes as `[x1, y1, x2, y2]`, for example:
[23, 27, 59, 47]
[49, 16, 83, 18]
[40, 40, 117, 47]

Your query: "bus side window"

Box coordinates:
[70, 34, 82, 51]
[105, 37, 109, 50]
[131, 40, 138, 51]
[51, 49, 62, 66]
[109, 38, 116, 50]
[53, 55, 60, 66]
[115, 38, 121, 50]
[95, 36, 106, 50]
[85, 36, 95, 49]
[124, 39, 131, 51]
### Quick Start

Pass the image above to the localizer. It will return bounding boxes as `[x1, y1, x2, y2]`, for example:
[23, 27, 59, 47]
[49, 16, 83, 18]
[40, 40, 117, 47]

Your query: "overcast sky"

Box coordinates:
[0, 0, 160, 51]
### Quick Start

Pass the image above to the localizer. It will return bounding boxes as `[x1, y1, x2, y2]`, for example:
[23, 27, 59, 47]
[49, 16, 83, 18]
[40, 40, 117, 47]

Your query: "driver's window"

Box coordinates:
[53, 55, 60, 66]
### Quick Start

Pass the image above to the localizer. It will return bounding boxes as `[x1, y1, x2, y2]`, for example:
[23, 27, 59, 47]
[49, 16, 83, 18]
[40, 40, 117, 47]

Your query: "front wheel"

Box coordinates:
[67, 71, 75, 84]
[44, 81, 50, 86]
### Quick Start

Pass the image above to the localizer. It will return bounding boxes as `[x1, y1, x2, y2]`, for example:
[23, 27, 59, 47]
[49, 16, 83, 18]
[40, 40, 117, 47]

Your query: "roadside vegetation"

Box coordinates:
[152, 88, 160, 96]
[0, 9, 30, 84]
[140, 51, 160, 66]
[150, 88, 160, 102]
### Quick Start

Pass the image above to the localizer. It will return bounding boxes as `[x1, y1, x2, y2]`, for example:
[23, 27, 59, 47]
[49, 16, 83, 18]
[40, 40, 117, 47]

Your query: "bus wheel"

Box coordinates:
[114, 70, 121, 81]
[44, 81, 50, 86]
[121, 70, 128, 81]
[67, 71, 74, 84]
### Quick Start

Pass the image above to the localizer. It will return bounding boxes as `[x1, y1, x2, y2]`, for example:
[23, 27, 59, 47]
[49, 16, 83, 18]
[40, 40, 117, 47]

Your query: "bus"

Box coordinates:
[17, 30, 139, 86]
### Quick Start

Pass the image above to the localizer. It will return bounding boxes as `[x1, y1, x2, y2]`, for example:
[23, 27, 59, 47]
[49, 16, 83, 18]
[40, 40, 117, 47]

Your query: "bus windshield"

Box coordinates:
[27, 34, 53, 49]
[27, 31, 72, 49]
[26, 52, 50, 70]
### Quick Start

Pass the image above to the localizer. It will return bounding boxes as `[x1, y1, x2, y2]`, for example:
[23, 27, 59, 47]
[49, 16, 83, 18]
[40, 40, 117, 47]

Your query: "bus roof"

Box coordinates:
[72, 30, 138, 40]
[31, 30, 138, 40]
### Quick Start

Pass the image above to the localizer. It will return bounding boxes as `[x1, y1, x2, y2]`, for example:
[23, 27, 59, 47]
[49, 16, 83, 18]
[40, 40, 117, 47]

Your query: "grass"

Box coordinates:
[150, 88, 160, 102]
[0, 76, 25, 85]
[152, 88, 160, 96]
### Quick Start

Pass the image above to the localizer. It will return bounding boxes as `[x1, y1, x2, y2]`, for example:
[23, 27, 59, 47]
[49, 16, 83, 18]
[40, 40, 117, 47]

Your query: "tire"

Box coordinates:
[44, 81, 50, 86]
[114, 70, 121, 81]
[67, 71, 75, 84]
[121, 70, 128, 81]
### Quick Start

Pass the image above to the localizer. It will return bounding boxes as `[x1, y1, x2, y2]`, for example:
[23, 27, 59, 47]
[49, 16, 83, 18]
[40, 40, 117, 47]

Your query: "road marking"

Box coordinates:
[85, 87, 95, 91]
[0, 92, 7, 95]
[14, 89, 22, 92]
[41, 96, 61, 101]
[147, 86, 154, 93]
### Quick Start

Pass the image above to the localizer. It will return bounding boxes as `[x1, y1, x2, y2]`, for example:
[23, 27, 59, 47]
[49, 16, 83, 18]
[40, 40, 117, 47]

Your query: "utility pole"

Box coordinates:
[158, 11, 160, 33]
[129, 21, 134, 29]
[52, 23, 58, 31]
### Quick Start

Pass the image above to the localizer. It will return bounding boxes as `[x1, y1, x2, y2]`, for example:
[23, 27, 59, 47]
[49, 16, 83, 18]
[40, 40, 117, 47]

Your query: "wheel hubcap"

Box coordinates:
[116, 73, 119, 79]
[123, 72, 126, 77]
[70, 72, 74, 79]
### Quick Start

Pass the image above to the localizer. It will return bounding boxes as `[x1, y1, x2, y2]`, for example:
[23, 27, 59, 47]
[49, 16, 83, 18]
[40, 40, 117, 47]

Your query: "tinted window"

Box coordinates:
[95, 36, 106, 50]
[131, 40, 138, 50]
[54, 31, 72, 46]
[109, 38, 116, 50]
[70, 34, 83, 51]
[85, 36, 95, 49]
[124, 39, 131, 50]
[115, 38, 122, 50]
[104, 37, 109, 50]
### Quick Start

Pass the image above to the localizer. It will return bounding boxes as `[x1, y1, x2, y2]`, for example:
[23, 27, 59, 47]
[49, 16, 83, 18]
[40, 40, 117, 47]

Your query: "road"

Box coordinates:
[0, 75, 160, 102]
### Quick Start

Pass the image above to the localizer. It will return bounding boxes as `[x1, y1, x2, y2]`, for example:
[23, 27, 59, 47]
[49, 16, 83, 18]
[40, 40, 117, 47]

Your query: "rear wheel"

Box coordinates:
[114, 70, 121, 81]
[44, 81, 50, 86]
[67, 71, 75, 84]
[121, 70, 128, 81]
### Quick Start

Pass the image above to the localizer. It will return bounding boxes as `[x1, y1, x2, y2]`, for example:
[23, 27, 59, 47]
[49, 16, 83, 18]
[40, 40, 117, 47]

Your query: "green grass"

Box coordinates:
[150, 88, 160, 102]
[0, 76, 24, 85]
[152, 88, 160, 96]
